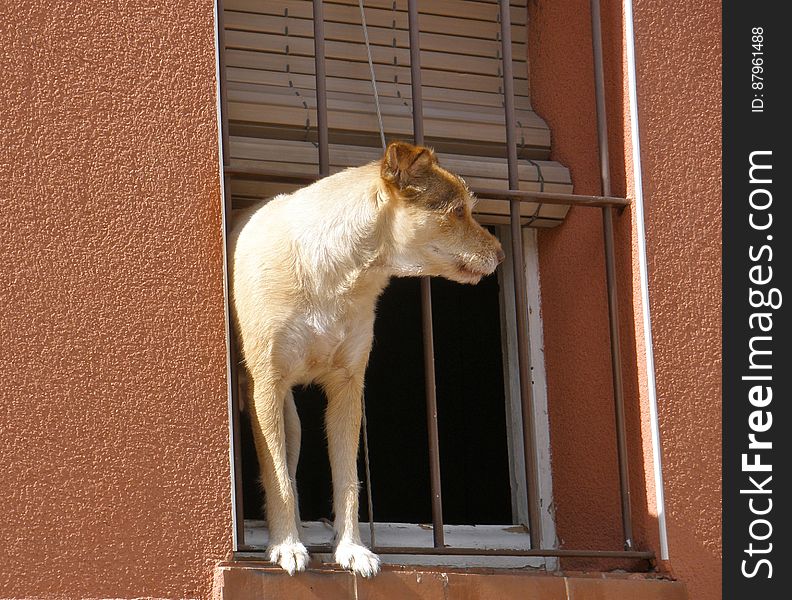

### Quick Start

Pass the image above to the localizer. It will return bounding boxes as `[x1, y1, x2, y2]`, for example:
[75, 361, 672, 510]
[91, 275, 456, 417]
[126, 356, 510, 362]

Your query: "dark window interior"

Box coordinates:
[241, 258, 513, 525]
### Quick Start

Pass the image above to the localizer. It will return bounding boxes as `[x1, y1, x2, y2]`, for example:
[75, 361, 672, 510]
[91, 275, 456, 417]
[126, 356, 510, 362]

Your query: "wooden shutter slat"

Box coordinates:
[324, 0, 526, 22]
[229, 188, 568, 227]
[226, 3, 526, 43]
[224, 11, 526, 60]
[224, 50, 530, 96]
[228, 102, 550, 150]
[226, 66, 530, 110]
[225, 0, 527, 27]
[226, 66, 532, 110]
[229, 137, 570, 188]
[226, 82, 546, 129]
[224, 30, 525, 79]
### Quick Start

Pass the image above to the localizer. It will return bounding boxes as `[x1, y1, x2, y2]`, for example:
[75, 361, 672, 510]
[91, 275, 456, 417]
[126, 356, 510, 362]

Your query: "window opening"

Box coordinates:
[218, 0, 650, 564]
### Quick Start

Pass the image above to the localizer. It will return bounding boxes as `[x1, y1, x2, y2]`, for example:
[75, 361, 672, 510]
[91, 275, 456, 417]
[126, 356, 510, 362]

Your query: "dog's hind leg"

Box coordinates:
[248, 372, 309, 575]
[284, 389, 302, 527]
[321, 366, 381, 578]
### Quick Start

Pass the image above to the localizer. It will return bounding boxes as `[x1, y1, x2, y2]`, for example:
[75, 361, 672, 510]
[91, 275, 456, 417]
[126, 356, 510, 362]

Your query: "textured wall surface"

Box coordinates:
[0, 0, 720, 597]
[530, 0, 721, 597]
[0, 2, 232, 598]
[632, 1, 722, 597]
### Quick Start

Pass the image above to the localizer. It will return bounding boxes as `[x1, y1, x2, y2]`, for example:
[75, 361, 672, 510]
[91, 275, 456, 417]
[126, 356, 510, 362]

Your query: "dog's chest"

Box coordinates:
[306, 313, 346, 352]
[292, 306, 370, 376]
[288, 267, 388, 381]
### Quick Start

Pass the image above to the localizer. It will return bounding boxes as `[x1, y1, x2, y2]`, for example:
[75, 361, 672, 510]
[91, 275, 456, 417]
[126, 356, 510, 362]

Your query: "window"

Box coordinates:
[218, 0, 647, 569]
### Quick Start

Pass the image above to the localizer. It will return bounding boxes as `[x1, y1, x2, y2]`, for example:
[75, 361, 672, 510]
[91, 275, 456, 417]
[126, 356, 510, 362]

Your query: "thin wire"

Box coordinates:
[358, 0, 381, 551]
[361, 395, 376, 548]
[525, 159, 545, 226]
[358, 0, 387, 151]
[283, 7, 313, 144]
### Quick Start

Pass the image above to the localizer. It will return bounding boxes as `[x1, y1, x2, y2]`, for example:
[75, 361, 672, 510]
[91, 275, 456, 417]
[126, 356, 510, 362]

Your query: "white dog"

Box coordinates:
[230, 142, 504, 577]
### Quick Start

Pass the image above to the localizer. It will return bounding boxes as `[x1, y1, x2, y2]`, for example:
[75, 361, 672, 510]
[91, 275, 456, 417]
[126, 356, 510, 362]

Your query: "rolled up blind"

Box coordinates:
[223, 0, 573, 226]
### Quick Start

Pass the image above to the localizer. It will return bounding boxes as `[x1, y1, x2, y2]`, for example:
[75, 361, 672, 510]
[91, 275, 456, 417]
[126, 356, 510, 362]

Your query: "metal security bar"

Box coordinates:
[406, 0, 446, 550]
[218, 0, 649, 562]
[590, 0, 634, 550]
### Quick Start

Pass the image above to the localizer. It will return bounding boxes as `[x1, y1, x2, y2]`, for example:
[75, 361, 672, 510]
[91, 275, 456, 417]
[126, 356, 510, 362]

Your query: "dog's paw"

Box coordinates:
[268, 540, 310, 575]
[335, 540, 381, 578]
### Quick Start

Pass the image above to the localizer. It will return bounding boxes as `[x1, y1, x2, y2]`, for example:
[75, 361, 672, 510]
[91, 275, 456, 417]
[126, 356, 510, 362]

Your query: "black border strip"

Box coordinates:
[723, 3, 790, 597]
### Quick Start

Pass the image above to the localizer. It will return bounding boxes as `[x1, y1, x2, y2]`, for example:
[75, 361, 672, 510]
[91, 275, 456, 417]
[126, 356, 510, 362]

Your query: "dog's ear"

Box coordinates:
[381, 141, 436, 192]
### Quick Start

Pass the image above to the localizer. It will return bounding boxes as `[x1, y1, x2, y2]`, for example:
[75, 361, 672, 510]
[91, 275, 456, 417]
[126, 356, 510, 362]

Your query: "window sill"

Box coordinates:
[213, 562, 687, 600]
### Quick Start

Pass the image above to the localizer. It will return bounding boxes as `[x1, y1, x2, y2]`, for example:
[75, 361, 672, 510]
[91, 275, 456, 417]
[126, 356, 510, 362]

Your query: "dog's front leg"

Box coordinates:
[248, 374, 309, 575]
[322, 367, 381, 577]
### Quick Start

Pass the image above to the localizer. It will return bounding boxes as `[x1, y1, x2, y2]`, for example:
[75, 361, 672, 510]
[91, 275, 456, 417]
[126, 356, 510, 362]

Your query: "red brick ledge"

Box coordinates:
[213, 562, 687, 600]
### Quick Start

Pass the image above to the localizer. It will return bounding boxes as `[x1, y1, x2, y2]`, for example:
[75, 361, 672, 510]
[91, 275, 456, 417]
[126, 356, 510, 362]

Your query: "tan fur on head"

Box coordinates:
[380, 141, 436, 195]
[229, 141, 503, 578]
[378, 141, 505, 284]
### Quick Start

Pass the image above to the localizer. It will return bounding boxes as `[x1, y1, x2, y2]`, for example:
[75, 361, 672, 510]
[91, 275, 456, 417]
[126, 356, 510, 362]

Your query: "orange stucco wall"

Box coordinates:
[529, 0, 721, 598]
[631, 0, 722, 594]
[0, 1, 232, 598]
[1, 1, 720, 598]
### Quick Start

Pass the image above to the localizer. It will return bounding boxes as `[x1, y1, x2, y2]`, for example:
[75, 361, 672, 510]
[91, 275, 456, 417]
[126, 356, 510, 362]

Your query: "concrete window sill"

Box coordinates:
[213, 562, 687, 600]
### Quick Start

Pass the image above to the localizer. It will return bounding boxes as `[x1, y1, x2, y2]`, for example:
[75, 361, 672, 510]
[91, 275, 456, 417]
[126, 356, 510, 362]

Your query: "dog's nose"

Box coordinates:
[496, 248, 506, 264]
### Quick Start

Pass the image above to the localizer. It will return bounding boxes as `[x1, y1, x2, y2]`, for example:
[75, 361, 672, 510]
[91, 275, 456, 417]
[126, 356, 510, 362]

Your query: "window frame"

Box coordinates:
[215, 0, 651, 568]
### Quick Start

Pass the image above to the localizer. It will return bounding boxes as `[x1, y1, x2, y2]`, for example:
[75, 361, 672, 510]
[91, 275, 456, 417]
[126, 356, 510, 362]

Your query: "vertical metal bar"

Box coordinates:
[590, 0, 610, 195]
[421, 277, 444, 549]
[217, 0, 246, 550]
[313, 0, 330, 177]
[499, 0, 541, 550]
[602, 206, 633, 550]
[590, 0, 634, 550]
[408, 0, 444, 549]
[407, 0, 424, 144]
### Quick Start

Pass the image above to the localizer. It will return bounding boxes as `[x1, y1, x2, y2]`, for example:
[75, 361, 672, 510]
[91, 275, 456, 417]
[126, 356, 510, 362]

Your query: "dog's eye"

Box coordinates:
[452, 205, 465, 218]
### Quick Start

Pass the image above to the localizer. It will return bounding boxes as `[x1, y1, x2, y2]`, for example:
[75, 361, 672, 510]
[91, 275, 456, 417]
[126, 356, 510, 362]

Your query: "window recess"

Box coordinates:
[218, 0, 650, 567]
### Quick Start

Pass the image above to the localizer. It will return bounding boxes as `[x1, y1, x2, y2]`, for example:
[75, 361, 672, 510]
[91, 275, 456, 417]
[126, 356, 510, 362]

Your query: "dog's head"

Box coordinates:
[380, 141, 505, 284]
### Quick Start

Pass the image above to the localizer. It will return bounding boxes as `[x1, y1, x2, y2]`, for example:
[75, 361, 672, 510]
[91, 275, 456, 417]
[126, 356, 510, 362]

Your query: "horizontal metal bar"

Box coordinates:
[224, 166, 630, 208]
[234, 546, 654, 560]
[471, 187, 629, 208]
[312, 0, 329, 177]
